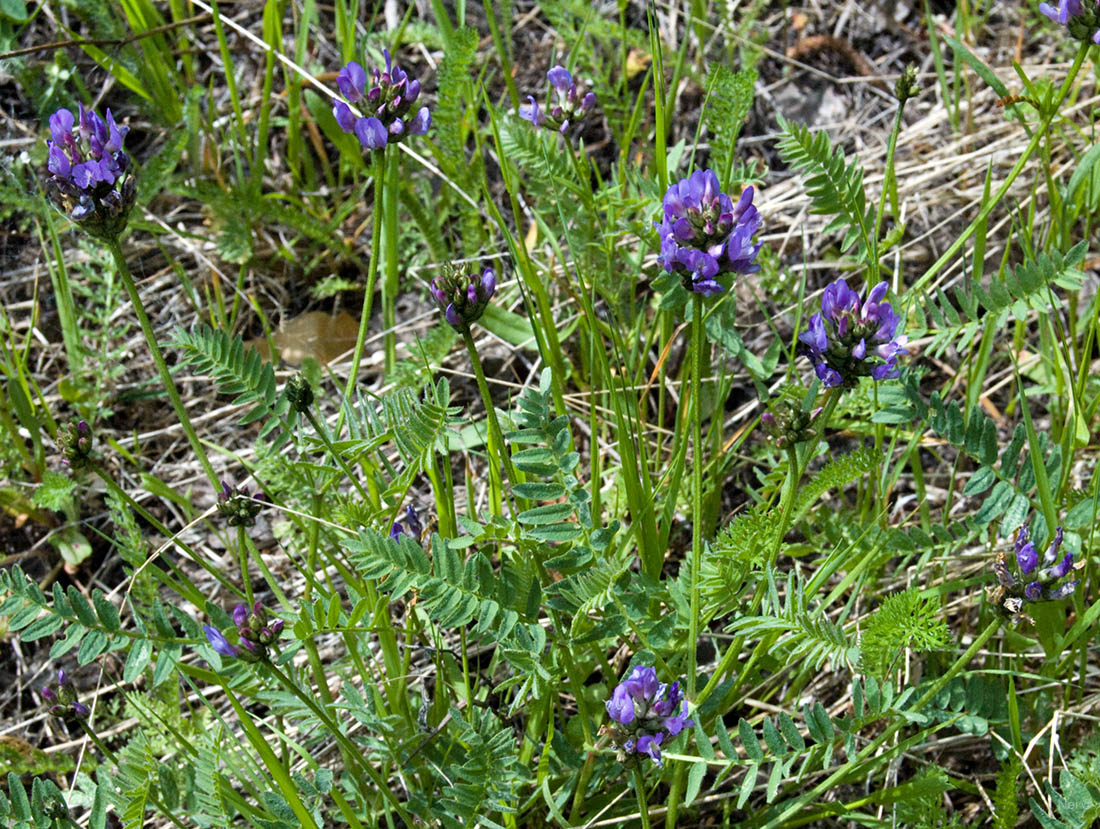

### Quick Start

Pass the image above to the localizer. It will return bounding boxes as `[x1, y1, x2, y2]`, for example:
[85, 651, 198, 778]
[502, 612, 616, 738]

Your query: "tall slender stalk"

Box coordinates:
[106, 237, 219, 488]
[462, 329, 517, 515]
[633, 767, 652, 829]
[339, 153, 385, 438]
[687, 295, 705, 698]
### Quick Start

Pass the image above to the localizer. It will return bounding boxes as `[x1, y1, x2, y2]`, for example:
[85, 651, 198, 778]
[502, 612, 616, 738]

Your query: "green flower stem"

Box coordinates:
[688, 295, 705, 698]
[260, 661, 414, 825]
[762, 618, 1001, 828]
[238, 525, 291, 610]
[381, 146, 400, 374]
[462, 329, 517, 515]
[106, 237, 219, 489]
[338, 153, 386, 439]
[236, 524, 254, 610]
[909, 40, 1089, 299]
[78, 720, 188, 829]
[633, 766, 652, 829]
[305, 409, 371, 504]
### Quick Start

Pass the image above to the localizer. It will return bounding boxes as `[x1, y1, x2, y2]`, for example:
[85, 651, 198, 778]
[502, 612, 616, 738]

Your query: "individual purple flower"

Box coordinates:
[991, 522, 1080, 620]
[797, 278, 908, 388]
[43, 104, 136, 240]
[430, 266, 496, 334]
[519, 64, 597, 134]
[604, 665, 692, 766]
[1039, 0, 1100, 44]
[331, 51, 430, 154]
[204, 625, 239, 658]
[654, 171, 762, 296]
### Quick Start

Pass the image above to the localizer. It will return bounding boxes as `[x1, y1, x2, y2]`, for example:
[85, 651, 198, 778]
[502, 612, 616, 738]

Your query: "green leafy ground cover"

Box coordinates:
[2, 0, 1100, 826]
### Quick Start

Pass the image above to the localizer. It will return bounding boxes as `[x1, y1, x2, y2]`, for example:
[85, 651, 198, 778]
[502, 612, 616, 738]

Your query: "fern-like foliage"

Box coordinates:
[777, 115, 876, 261]
[339, 377, 459, 501]
[712, 674, 911, 808]
[702, 64, 758, 185]
[171, 324, 293, 446]
[727, 568, 856, 671]
[791, 447, 882, 519]
[344, 529, 547, 672]
[992, 757, 1022, 829]
[918, 242, 1086, 359]
[859, 589, 952, 680]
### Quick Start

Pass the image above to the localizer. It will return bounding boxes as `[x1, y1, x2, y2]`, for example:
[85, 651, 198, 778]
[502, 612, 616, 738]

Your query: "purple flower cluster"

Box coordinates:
[655, 170, 762, 296]
[430, 266, 496, 333]
[797, 279, 907, 387]
[216, 480, 268, 527]
[332, 51, 430, 153]
[204, 601, 284, 661]
[390, 505, 423, 541]
[44, 104, 136, 239]
[39, 669, 89, 719]
[993, 524, 1079, 614]
[519, 65, 597, 134]
[1039, 0, 1100, 44]
[604, 666, 692, 765]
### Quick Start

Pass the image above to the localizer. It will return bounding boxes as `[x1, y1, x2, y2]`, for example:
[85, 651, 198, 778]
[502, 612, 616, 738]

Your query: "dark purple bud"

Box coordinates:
[1025, 581, 1042, 600]
[232, 604, 249, 628]
[41, 687, 57, 702]
[72, 702, 90, 718]
[481, 268, 496, 299]
[408, 107, 431, 135]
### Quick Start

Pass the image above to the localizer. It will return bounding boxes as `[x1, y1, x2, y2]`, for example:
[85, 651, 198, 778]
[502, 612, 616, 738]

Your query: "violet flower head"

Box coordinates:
[39, 668, 89, 719]
[44, 104, 136, 241]
[1038, 0, 1100, 44]
[216, 480, 267, 527]
[519, 64, 598, 134]
[797, 279, 908, 388]
[331, 51, 431, 154]
[430, 266, 496, 334]
[206, 602, 284, 663]
[604, 665, 692, 766]
[991, 522, 1080, 620]
[654, 171, 762, 296]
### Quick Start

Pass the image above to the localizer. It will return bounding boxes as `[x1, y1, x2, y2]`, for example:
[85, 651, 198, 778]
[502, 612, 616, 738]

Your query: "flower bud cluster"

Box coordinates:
[604, 666, 692, 766]
[991, 523, 1080, 619]
[44, 104, 136, 240]
[655, 170, 762, 296]
[39, 669, 89, 719]
[430, 266, 496, 333]
[760, 398, 821, 448]
[332, 52, 431, 153]
[389, 505, 423, 541]
[519, 65, 598, 134]
[204, 601, 284, 662]
[285, 373, 314, 413]
[216, 481, 267, 527]
[58, 419, 94, 469]
[797, 279, 907, 388]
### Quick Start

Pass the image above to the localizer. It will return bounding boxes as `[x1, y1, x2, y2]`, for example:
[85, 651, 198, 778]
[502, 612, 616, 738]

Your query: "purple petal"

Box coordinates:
[1042, 526, 1065, 567]
[605, 684, 635, 724]
[232, 604, 249, 627]
[519, 96, 543, 126]
[408, 107, 431, 135]
[354, 116, 388, 150]
[337, 61, 367, 102]
[1016, 540, 1038, 575]
[481, 268, 496, 298]
[48, 144, 70, 178]
[547, 65, 573, 93]
[49, 108, 74, 144]
[622, 665, 659, 701]
[445, 304, 460, 327]
[204, 625, 238, 657]
[333, 101, 357, 133]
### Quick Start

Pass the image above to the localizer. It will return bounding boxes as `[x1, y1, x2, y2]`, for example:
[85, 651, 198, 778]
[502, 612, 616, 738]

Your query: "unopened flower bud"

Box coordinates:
[286, 374, 314, 413]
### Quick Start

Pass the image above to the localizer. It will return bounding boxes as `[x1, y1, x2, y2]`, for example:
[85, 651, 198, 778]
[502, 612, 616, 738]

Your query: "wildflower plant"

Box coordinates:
[8, 5, 1100, 829]
[519, 64, 598, 134]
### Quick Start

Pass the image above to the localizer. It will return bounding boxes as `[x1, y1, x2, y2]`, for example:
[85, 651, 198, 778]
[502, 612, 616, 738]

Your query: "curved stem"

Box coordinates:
[107, 237, 219, 489]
